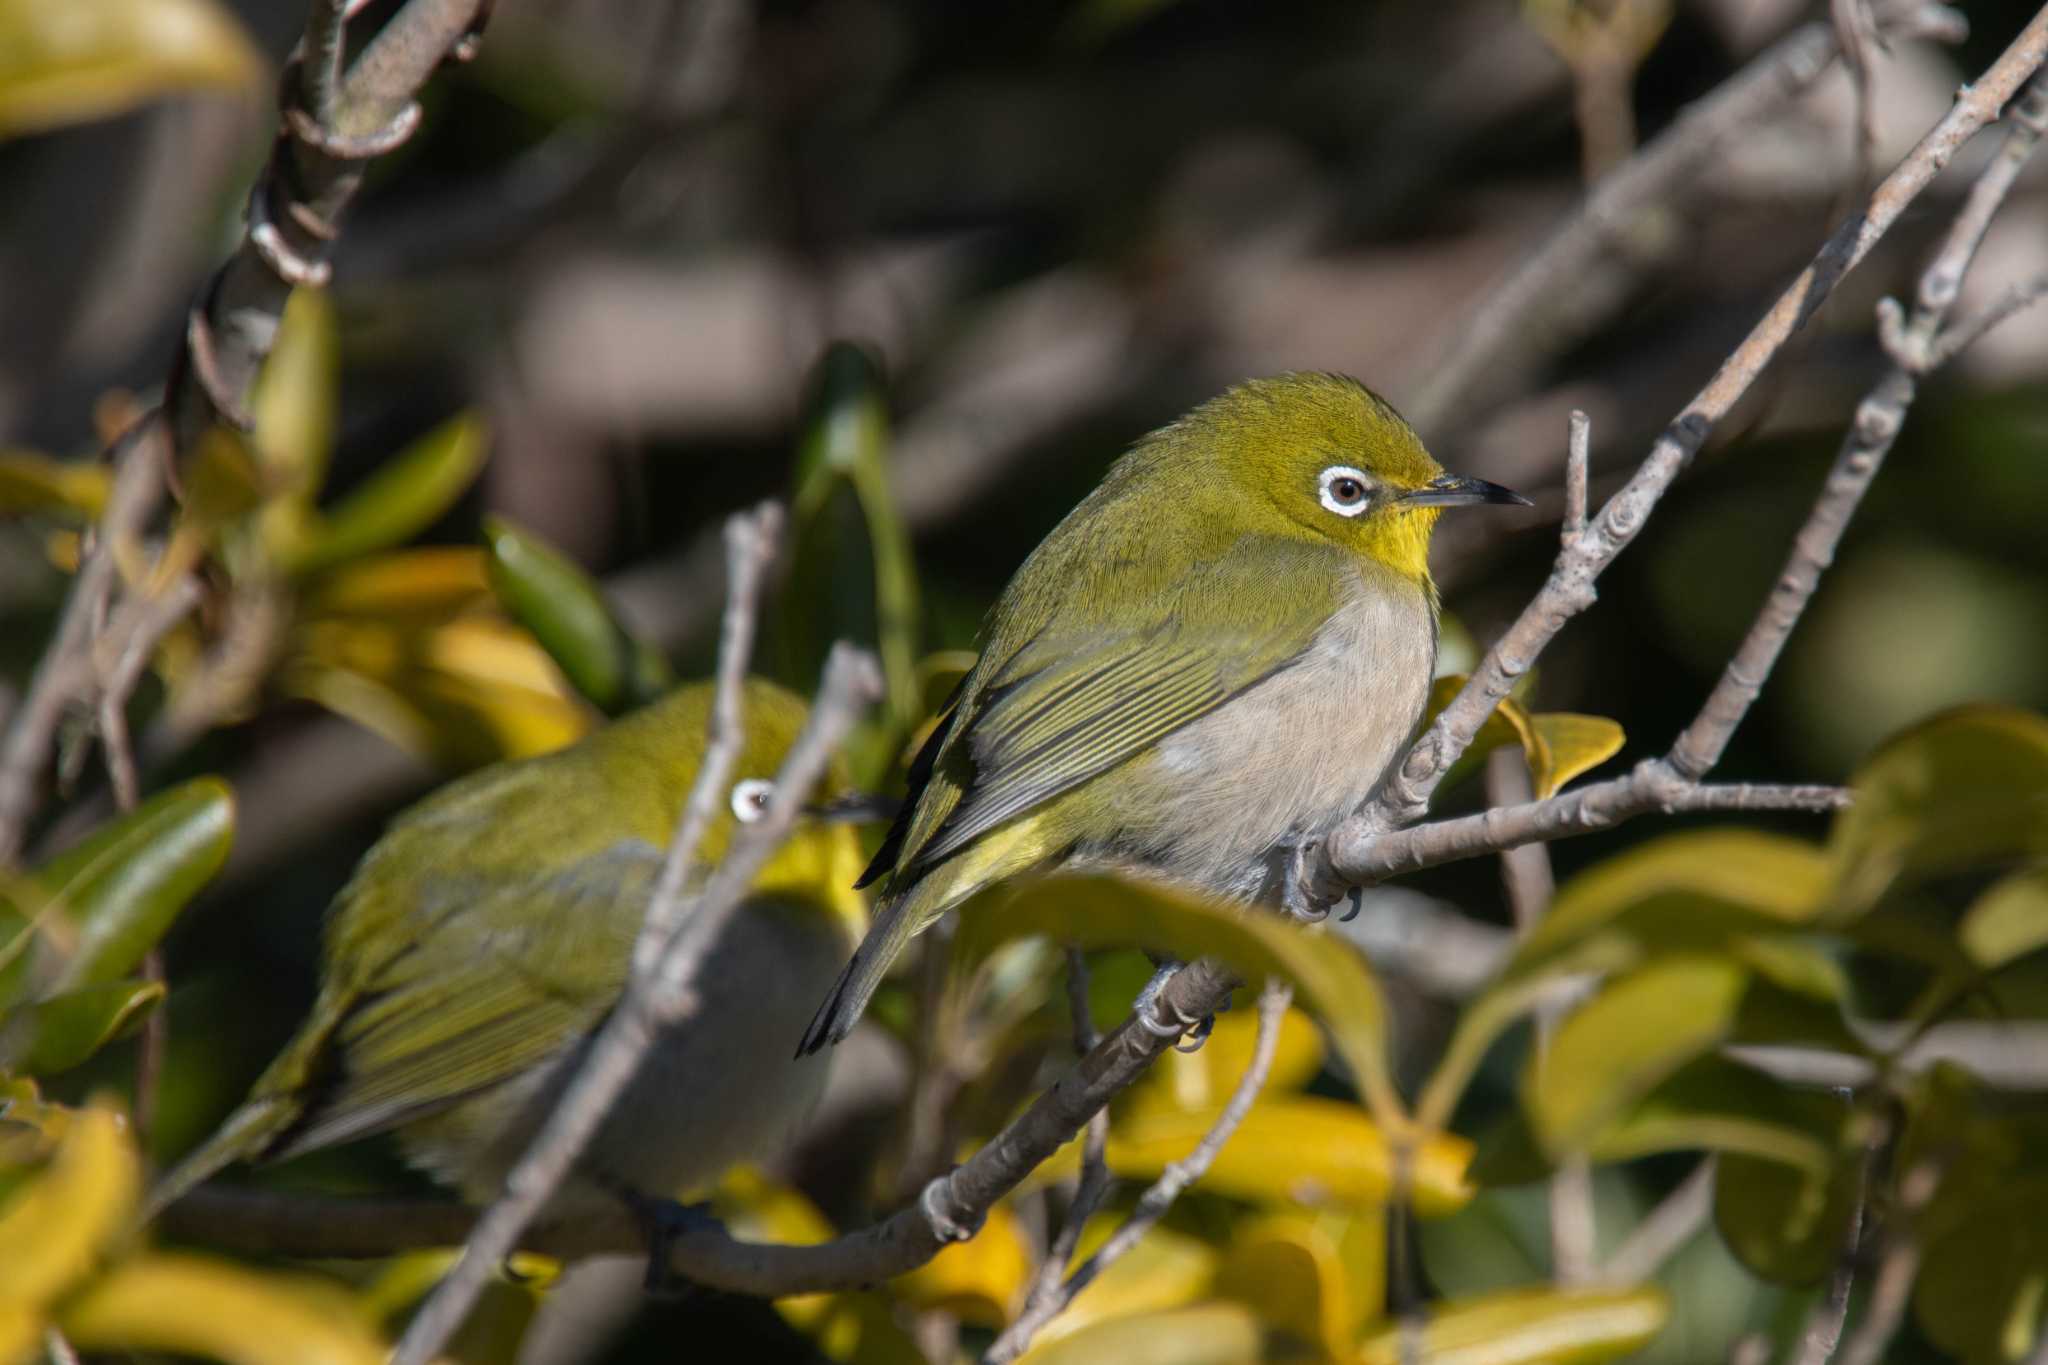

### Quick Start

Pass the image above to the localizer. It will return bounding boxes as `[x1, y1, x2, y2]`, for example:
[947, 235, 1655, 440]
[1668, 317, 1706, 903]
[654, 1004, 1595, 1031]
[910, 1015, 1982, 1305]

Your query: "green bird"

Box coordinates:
[147, 680, 866, 1222]
[799, 372, 1525, 1054]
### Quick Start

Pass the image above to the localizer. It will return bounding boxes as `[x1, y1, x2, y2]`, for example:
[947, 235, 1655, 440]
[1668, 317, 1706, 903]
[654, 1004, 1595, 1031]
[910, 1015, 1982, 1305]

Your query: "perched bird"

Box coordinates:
[800, 373, 1525, 1054]
[147, 680, 866, 1222]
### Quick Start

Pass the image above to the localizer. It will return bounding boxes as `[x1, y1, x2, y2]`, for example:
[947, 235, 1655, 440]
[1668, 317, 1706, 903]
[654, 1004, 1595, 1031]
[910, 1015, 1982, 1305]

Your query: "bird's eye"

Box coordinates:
[730, 778, 774, 823]
[1318, 465, 1373, 518]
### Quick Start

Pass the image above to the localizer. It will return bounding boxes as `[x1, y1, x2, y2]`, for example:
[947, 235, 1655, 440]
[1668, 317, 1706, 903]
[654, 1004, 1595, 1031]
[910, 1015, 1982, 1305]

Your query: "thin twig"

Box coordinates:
[985, 980, 1290, 1364]
[1010, 950, 1116, 1336]
[1834, 1159, 1942, 1365]
[390, 528, 881, 1365]
[1599, 1157, 1716, 1286]
[1563, 409, 1590, 546]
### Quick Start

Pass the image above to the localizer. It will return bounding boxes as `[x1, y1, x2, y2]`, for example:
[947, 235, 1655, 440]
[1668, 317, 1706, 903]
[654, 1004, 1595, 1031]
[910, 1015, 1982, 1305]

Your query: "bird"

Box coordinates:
[799, 372, 1526, 1055]
[145, 678, 867, 1224]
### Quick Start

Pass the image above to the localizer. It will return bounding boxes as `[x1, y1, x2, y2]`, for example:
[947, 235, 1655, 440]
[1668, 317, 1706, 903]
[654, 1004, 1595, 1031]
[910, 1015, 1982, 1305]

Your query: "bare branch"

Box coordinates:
[390, 533, 881, 1364]
[1599, 1157, 1716, 1286]
[1835, 1160, 1941, 1365]
[985, 980, 1291, 1365]
[1563, 409, 1590, 547]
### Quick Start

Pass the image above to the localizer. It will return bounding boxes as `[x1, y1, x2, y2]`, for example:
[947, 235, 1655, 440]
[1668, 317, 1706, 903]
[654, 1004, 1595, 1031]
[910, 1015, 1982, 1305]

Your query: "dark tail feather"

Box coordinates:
[797, 894, 920, 1056]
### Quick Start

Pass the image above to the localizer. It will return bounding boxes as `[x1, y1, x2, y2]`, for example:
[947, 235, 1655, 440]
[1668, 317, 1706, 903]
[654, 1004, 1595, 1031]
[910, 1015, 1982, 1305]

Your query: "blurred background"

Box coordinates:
[4, 0, 2047, 1360]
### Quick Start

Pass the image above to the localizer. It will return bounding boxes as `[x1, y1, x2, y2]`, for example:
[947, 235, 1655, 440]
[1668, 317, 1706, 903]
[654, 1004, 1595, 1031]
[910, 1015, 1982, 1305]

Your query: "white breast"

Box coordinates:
[1102, 571, 1435, 900]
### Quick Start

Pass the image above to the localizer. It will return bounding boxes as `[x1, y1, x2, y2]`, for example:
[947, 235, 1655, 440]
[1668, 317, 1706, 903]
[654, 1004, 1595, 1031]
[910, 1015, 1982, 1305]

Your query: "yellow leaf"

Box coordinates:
[1040, 1095, 1470, 1216]
[0, 449, 108, 519]
[299, 548, 495, 620]
[1132, 1004, 1325, 1114]
[250, 290, 338, 498]
[1018, 1303, 1261, 1365]
[1028, 1221, 1222, 1351]
[956, 874, 1405, 1126]
[1528, 713, 1625, 798]
[0, 0, 262, 138]
[60, 1253, 386, 1365]
[1213, 1211, 1360, 1356]
[891, 1202, 1032, 1327]
[1959, 868, 2048, 970]
[1356, 1284, 1669, 1365]
[0, 1102, 137, 1306]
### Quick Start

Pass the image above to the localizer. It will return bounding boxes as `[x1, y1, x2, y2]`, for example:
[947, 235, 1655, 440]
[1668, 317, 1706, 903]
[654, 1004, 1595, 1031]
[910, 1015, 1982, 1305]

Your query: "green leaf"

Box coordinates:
[1587, 1057, 1839, 1171]
[1830, 705, 2048, 915]
[786, 343, 920, 781]
[1960, 868, 2048, 970]
[1513, 830, 1831, 977]
[1016, 1303, 1261, 1365]
[0, 0, 261, 138]
[1914, 1180, 2048, 1365]
[955, 873, 1406, 1126]
[0, 977, 163, 1074]
[1713, 1148, 1863, 1286]
[11, 777, 234, 995]
[250, 288, 339, 565]
[484, 515, 671, 714]
[282, 411, 490, 578]
[1525, 954, 1749, 1157]
[1356, 1285, 1670, 1365]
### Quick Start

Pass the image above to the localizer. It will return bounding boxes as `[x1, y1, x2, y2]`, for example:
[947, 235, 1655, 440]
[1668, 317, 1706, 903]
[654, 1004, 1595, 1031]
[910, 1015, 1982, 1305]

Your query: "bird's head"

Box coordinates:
[1162, 373, 1529, 584]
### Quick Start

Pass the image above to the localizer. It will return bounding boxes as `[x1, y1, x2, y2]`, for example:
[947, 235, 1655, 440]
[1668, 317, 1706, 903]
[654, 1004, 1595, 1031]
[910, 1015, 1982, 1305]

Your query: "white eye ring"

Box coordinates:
[1319, 465, 1373, 517]
[730, 778, 775, 823]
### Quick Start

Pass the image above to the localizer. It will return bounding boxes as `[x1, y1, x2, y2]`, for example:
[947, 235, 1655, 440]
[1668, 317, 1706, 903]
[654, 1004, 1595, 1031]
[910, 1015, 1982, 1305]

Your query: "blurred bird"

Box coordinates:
[800, 373, 1525, 1054]
[147, 679, 866, 1222]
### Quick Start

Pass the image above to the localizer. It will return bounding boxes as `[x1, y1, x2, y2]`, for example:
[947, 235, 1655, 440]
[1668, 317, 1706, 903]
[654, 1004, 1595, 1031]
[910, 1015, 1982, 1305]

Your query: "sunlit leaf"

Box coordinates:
[1960, 869, 2048, 971]
[1584, 1057, 1839, 1171]
[0, 1102, 137, 1306]
[299, 547, 495, 621]
[890, 1200, 1031, 1327]
[251, 289, 339, 558]
[0, 449, 108, 520]
[1513, 830, 1831, 976]
[1830, 705, 2048, 914]
[484, 516, 671, 714]
[0, 0, 262, 138]
[1713, 1147, 1862, 1286]
[1213, 1211, 1361, 1356]
[1029, 1219, 1218, 1349]
[282, 411, 490, 578]
[1355, 1284, 1670, 1365]
[1043, 1095, 1471, 1215]
[2, 777, 234, 996]
[1529, 712, 1626, 797]
[59, 1253, 387, 1365]
[954, 873, 1405, 1124]
[1526, 954, 1749, 1156]
[1017, 1303, 1261, 1365]
[0, 977, 163, 1074]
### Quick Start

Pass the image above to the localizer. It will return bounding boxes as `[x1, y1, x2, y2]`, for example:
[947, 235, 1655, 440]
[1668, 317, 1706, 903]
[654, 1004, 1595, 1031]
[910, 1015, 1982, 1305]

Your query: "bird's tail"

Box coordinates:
[139, 1092, 298, 1226]
[797, 878, 945, 1056]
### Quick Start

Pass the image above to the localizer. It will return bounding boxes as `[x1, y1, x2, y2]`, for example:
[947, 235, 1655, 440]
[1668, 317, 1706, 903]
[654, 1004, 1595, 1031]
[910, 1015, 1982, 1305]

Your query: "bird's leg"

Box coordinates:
[616, 1188, 720, 1293]
[1131, 959, 1216, 1052]
[1284, 841, 1350, 923]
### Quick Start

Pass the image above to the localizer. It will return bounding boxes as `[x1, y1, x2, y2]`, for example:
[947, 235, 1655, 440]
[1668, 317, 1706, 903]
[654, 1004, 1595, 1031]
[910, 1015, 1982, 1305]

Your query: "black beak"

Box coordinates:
[805, 792, 904, 824]
[1402, 473, 1532, 509]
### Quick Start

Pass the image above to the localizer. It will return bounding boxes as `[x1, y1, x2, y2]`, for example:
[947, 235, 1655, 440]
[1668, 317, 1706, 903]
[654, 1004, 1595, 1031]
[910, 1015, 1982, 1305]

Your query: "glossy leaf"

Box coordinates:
[955, 873, 1406, 1123]
[1213, 1211, 1359, 1356]
[1526, 954, 1749, 1156]
[282, 411, 490, 578]
[1529, 712, 1626, 798]
[11, 777, 234, 996]
[1713, 1148, 1863, 1286]
[1060, 1094, 1471, 1215]
[0, 977, 163, 1074]
[0, 0, 261, 137]
[1830, 705, 2048, 914]
[1583, 1057, 1838, 1171]
[1357, 1285, 1669, 1365]
[1513, 830, 1830, 976]
[1017, 1303, 1261, 1365]
[1960, 868, 2048, 970]
[890, 1202, 1032, 1327]
[484, 516, 671, 714]
[0, 1103, 137, 1305]
[0, 449, 108, 519]
[60, 1253, 387, 1365]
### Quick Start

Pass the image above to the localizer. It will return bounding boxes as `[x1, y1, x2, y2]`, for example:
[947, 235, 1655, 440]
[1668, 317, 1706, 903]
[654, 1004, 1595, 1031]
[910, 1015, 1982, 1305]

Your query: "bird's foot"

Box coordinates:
[919, 1175, 983, 1244]
[618, 1191, 719, 1293]
[1131, 960, 1215, 1052]
[1285, 841, 1354, 923]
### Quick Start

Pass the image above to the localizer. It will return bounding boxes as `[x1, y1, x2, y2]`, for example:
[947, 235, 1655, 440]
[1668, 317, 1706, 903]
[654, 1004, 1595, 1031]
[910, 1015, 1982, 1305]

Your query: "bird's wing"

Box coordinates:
[271, 842, 657, 1158]
[891, 535, 1350, 877]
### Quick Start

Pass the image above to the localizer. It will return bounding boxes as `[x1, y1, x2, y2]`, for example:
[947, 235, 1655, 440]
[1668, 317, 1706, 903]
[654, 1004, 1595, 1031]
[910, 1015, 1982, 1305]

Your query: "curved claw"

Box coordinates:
[1338, 886, 1365, 923]
[1174, 1013, 1217, 1052]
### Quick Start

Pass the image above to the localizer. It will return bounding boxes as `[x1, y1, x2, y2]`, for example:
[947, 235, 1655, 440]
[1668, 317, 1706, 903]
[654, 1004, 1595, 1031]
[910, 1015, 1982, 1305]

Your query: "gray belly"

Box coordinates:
[1081, 575, 1435, 901]
[397, 900, 848, 1211]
